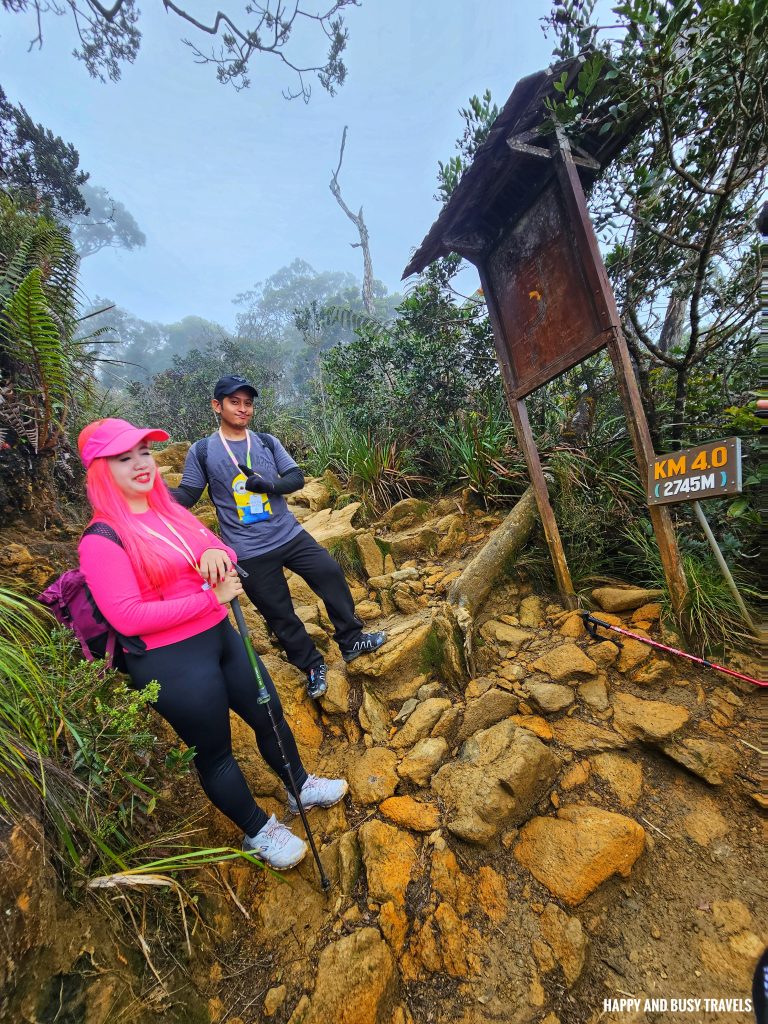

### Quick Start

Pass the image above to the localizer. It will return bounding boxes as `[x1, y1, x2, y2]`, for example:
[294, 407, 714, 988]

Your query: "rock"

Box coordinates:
[632, 602, 662, 622]
[302, 502, 363, 549]
[590, 641, 620, 668]
[359, 690, 391, 744]
[397, 737, 449, 786]
[379, 497, 430, 530]
[552, 719, 626, 752]
[455, 688, 519, 744]
[539, 903, 588, 986]
[379, 900, 409, 954]
[508, 715, 553, 741]
[560, 760, 590, 790]
[592, 587, 664, 612]
[338, 830, 361, 895]
[392, 584, 421, 616]
[479, 621, 534, 652]
[578, 677, 609, 711]
[514, 806, 646, 906]
[418, 681, 443, 701]
[431, 706, 463, 743]
[379, 796, 441, 832]
[592, 753, 643, 807]
[367, 567, 420, 590]
[387, 523, 440, 560]
[347, 618, 433, 703]
[348, 748, 399, 805]
[436, 513, 468, 556]
[683, 805, 729, 846]
[531, 644, 597, 681]
[292, 476, 336, 511]
[559, 612, 585, 638]
[301, 928, 400, 1024]
[465, 677, 494, 699]
[391, 698, 451, 750]
[264, 986, 287, 1017]
[612, 693, 689, 742]
[712, 899, 752, 935]
[431, 721, 559, 845]
[153, 440, 189, 471]
[527, 682, 575, 714]
[616, 637, 651, 673]
[630, 659, 675, 686]
[393, 698, 419, 723]
[519, 595, 544, 627]
[498, 661, 527, 682]
[660, 738, 738, 785]
[287, 995, 311, 1024]
[356, 600, 383, 622]
[355, 531, 386, 578]
[359, 821, 419, 905]
[319, 667, 349, 715]
[288, 572, 321, 606]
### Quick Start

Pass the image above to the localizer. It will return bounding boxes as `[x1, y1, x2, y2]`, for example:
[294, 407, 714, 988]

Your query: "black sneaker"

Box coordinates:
[306, 663, 328, 699]
[341, 631, 387, 663]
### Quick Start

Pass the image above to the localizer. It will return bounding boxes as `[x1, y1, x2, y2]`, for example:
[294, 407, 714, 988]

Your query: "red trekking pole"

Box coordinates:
[580, 612, 766, 688]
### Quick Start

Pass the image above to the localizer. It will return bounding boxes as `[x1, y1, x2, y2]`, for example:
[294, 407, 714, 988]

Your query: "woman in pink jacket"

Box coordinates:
[77, 418, 347, 871]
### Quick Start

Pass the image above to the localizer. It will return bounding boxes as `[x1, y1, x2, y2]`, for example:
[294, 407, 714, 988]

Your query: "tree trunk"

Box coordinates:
[444, 485, 538, 674]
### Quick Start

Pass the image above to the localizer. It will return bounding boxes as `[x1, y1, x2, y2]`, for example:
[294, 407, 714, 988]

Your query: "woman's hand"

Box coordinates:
[213, 569, 244, 605]
[199, 548, 232, 585]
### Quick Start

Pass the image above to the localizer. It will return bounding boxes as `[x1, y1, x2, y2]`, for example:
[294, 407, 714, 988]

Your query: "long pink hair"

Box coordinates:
[85, 455, 207, 590]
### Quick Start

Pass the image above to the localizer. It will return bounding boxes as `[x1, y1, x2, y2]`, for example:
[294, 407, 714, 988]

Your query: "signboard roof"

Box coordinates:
[402, 54, 644, 279]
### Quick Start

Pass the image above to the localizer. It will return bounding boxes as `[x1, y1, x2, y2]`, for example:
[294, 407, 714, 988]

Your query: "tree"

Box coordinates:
[0, 190, 99, 524]
[0, 87, 88, 217]
[125, 337, 283, 442]
[329, 126, 375, 313]
[543, 0, 766, 447]
[3, 0, 358, 100]
[68, 183, 145, 258]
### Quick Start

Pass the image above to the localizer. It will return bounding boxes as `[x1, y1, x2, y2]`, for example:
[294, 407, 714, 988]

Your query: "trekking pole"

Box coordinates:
[580, 612, 766, 688]
[230, 596, 330, 891]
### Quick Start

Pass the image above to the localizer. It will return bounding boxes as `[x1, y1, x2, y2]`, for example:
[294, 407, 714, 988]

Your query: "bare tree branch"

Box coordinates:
[329, 125, 375, 314]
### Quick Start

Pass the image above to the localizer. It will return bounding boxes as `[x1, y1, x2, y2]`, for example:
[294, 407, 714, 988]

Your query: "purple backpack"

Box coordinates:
[37, 523, 137, 670]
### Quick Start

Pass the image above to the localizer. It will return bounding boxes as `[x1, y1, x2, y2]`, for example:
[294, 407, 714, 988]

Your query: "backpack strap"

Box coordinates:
[198, 432, 275, 486]
[83, 522, 123, 546]
[194, 436, 211, 487]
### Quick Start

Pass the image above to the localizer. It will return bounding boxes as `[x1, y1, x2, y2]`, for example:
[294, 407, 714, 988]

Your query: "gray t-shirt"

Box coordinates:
[179, 431, 303, 558]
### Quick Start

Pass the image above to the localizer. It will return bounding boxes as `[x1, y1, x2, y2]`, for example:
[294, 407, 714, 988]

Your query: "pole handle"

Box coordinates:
[231, 598, 271, 705]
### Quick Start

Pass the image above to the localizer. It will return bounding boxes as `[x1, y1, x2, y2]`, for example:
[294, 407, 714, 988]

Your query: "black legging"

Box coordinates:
[125, 619, 308, 837]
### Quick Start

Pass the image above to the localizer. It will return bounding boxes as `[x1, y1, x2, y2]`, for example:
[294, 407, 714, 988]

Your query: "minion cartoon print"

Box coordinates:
[232, 469, 272, 523]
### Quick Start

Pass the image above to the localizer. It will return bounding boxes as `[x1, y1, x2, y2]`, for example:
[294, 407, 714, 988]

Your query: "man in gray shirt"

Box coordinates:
[171, 375, 386, 699]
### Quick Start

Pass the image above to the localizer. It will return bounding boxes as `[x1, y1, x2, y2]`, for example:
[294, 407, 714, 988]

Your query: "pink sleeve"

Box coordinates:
[79, 535, 221, 638]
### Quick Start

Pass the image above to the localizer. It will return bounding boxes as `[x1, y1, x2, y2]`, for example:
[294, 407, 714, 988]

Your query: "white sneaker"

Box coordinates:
[286, 774, 349, 815]
[242, 814, 307, 870]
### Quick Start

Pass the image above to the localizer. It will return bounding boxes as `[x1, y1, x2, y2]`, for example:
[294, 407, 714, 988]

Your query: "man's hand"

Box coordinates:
[237, 463, 277, 493]
[199, 548, 233, 585]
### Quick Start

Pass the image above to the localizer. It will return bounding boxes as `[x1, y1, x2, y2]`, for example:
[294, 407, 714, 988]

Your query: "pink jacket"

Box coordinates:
[79, 510, 238, 651]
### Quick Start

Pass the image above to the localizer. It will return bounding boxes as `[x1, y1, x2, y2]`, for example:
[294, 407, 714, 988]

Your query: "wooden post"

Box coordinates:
[550, 125, 690, 621]
[477, 263, 578, 609]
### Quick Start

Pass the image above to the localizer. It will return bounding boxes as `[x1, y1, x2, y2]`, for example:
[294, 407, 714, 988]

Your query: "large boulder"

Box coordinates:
[359, 820, 419, 906]
[514, 806, 646, 906]
[612, 693, 689, 742]
[591, 586, 664, 612]
[660, 737, 739, 785]
[348, 748, 400, 805]
[431, 721, 559, 844]
[301, 502, 363, 549]
[298, 927, 400, 1024]
[346, 617, 434, 703]
[454, 688, 519, 745]
[531, 643, 597, 681]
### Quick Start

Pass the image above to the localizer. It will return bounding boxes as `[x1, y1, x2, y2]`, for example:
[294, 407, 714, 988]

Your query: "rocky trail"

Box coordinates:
[1, 465, 765, 1024]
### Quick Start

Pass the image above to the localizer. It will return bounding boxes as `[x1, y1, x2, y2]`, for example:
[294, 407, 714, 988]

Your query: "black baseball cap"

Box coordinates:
[213, 375, 258, 400]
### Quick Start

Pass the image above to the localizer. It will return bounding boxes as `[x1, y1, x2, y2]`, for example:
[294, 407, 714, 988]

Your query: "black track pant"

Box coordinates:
[125, 619, 307, 837]
[238, 529, 363, 673]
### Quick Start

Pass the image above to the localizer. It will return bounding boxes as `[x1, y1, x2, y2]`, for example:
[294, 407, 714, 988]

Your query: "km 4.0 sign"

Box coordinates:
[648, 438, 742, 506]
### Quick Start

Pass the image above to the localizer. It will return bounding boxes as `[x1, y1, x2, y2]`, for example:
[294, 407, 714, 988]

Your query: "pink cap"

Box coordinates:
[78, 418, 170, 468]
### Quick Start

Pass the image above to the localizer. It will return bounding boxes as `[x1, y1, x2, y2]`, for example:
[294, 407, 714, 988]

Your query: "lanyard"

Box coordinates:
[140, 512, 210, 589]
[219, 429, 251, 473]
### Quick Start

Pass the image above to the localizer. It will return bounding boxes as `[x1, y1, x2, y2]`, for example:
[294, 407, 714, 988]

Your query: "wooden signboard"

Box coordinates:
[484, 177, 614, 399]
[648, 438, 742, 506]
